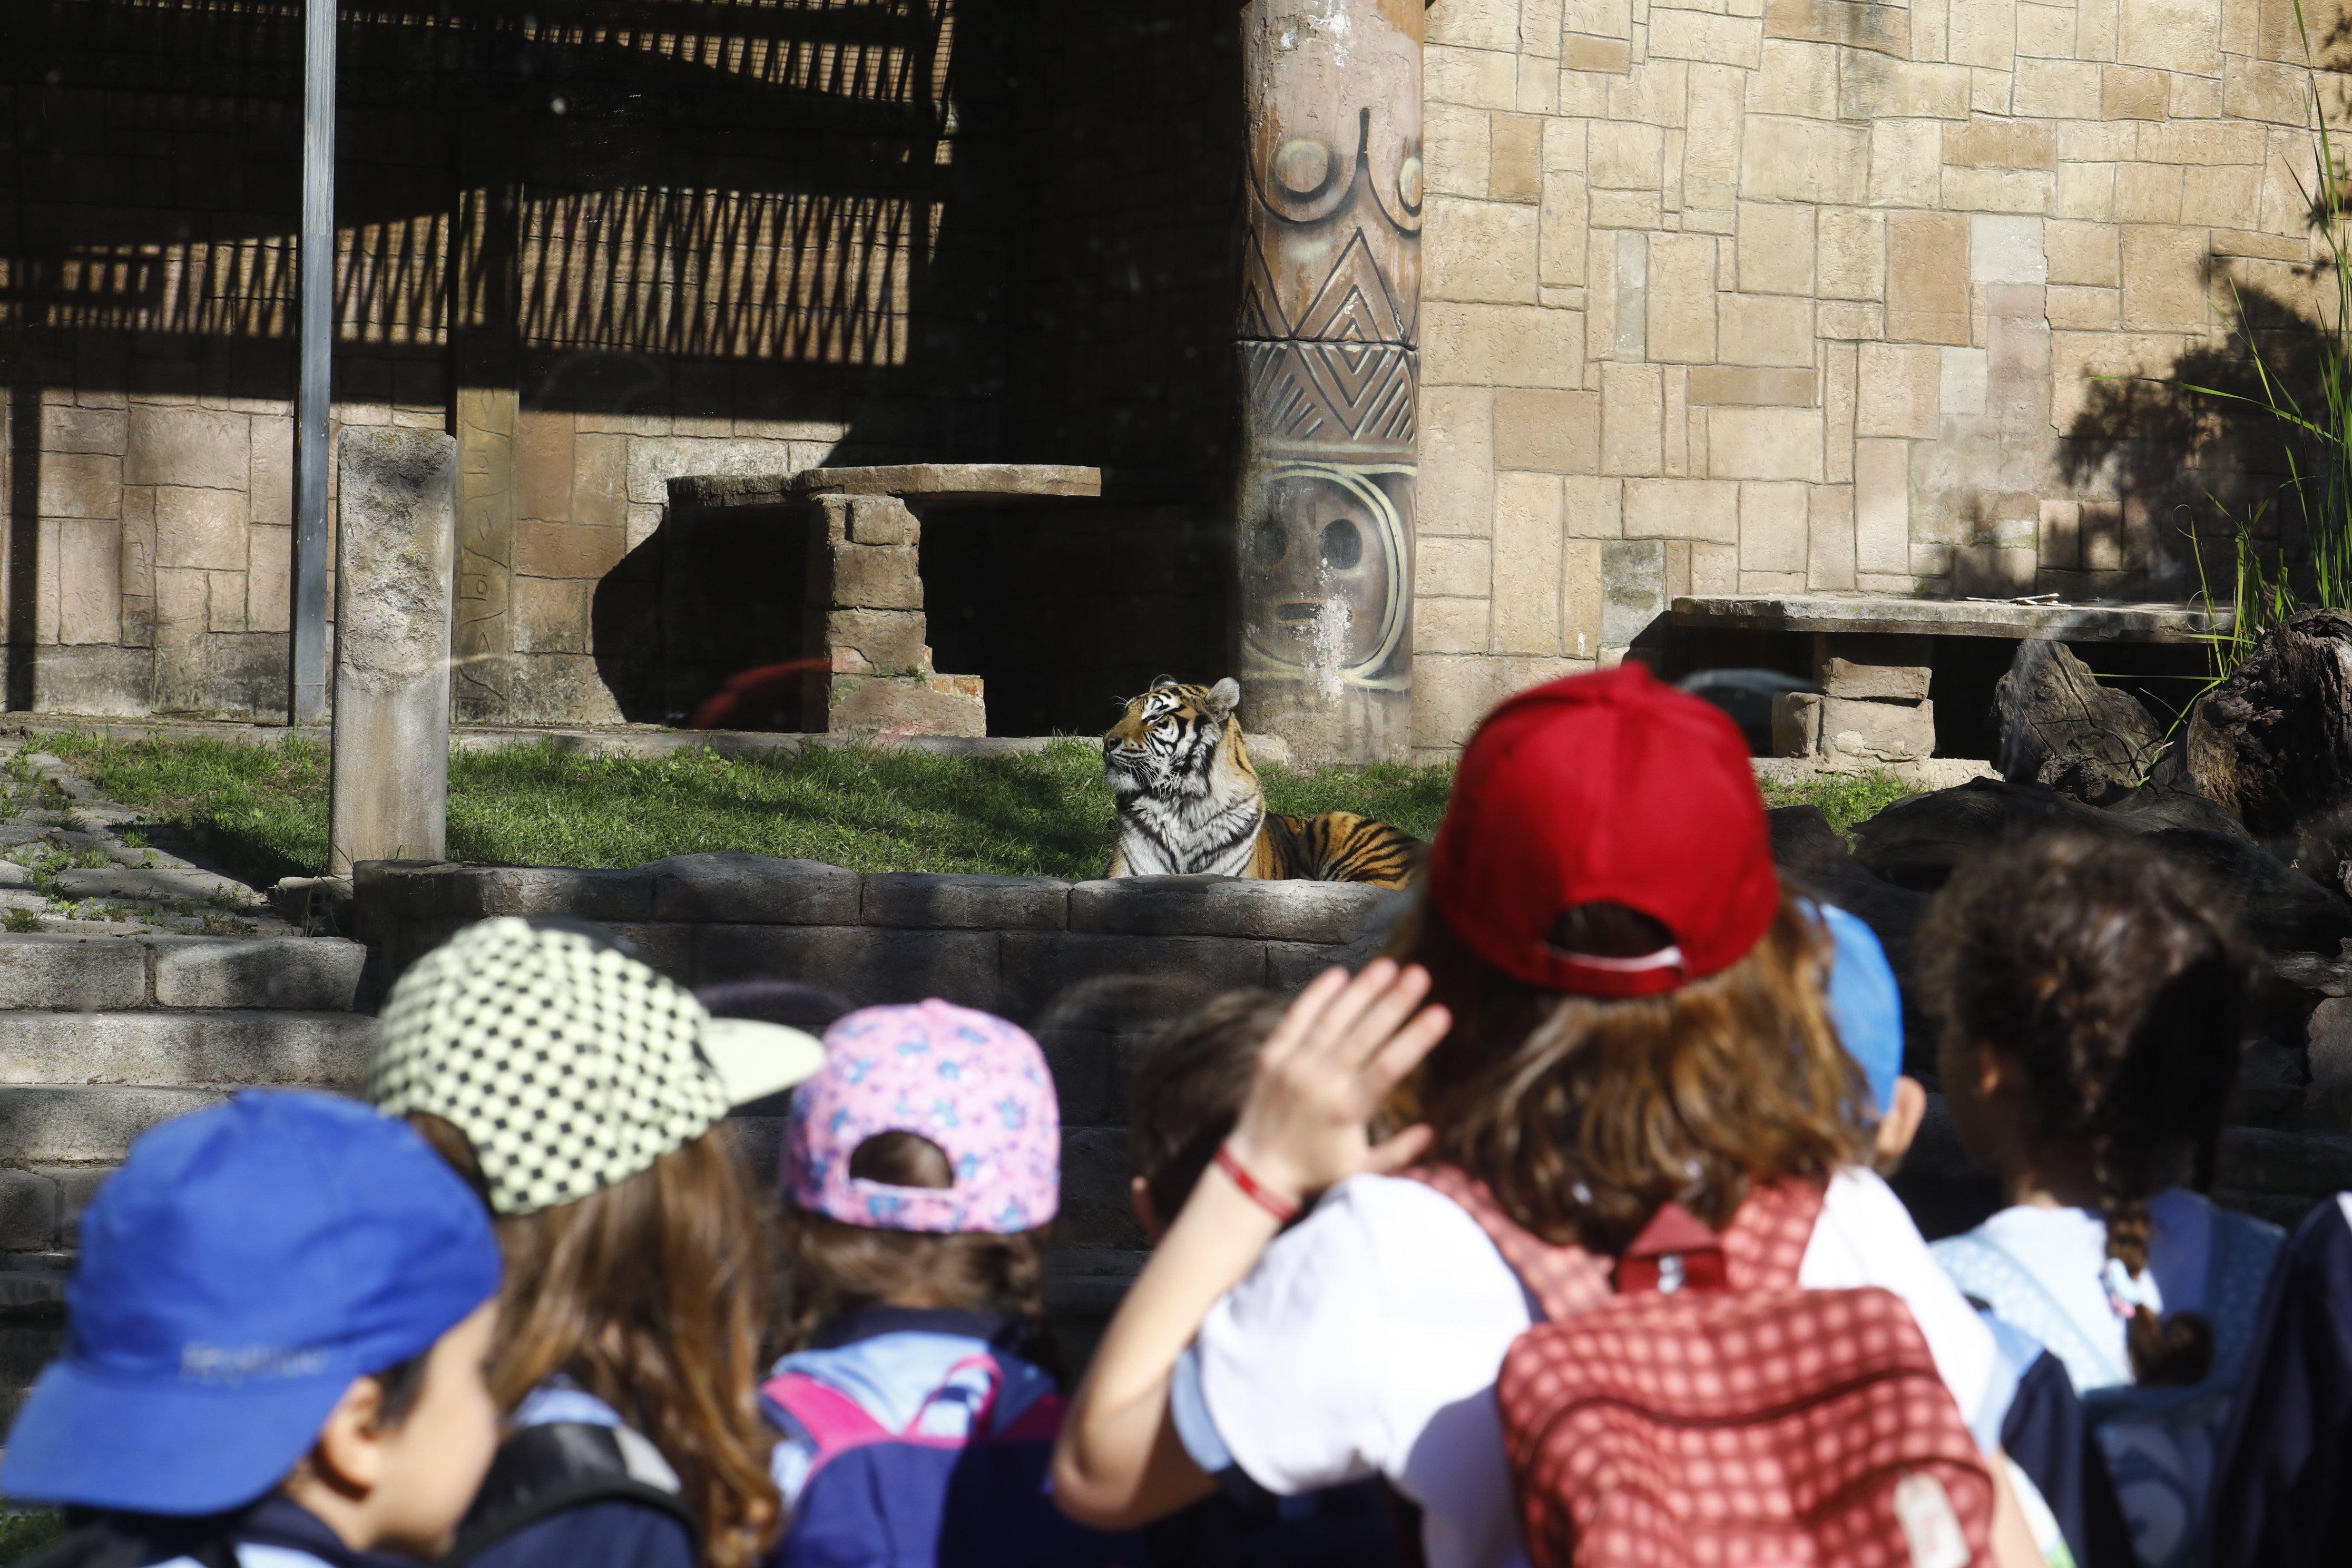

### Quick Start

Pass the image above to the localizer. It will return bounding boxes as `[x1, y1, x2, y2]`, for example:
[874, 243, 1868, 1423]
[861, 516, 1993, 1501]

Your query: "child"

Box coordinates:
[1127, 991, 1403, 1568]
[1814, 899, 1929, 1174]
[2, 1091, 502, 1567]
[1922, 834, 2284, 1568]
[1053, 662, 2042, 1568]
[369, 917, 826, 1568]
[762, 998, 1139, 1568]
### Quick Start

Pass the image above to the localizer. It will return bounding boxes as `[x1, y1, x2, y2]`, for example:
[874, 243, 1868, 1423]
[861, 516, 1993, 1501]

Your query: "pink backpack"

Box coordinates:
[1411, 1167, 1996, 1568]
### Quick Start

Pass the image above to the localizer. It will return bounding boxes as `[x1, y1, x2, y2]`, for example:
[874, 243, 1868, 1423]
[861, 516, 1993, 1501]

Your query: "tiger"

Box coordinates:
[1101, 675, 1423, 888]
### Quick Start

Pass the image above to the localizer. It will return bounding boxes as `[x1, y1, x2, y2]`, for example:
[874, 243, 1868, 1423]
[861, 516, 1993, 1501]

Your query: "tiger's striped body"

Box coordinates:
[1101, 677, 1422, 888]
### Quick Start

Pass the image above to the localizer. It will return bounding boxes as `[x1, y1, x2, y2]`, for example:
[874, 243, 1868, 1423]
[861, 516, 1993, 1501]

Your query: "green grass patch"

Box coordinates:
[0, 1510, 64, 1564]
[1759, 769, 1916, 838]
[35, 731, 1461, 883]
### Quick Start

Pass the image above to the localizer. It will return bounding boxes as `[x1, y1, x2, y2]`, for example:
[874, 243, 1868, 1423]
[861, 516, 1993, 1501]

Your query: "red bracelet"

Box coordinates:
[1214, 1143, 1301, 1223]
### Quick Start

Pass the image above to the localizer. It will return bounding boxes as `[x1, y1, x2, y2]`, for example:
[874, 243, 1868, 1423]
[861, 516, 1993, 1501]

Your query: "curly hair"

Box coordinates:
[1387, 894, 1871, 1255]
[1918, 832, 2254, 1386]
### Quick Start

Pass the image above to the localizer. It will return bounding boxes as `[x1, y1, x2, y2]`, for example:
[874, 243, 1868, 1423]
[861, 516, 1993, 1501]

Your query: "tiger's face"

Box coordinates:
[1103, 677, 1244, 802]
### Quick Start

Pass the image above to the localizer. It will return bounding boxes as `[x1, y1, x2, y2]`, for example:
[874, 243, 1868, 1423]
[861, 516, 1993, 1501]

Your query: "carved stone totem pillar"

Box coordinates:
[1234, 0, 1423, 763]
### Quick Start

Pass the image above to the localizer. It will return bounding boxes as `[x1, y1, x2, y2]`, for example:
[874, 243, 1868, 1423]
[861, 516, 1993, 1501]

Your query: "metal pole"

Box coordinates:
[289, 0, 336, 723]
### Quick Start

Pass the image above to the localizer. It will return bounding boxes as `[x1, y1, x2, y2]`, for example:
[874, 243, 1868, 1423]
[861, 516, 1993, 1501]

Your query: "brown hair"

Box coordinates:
[1388, 894, 1870, 1254]
[407, 1115, 782, 1568]
[774, 1131, 1052, 1356]
[1129, 989, 1291, 1224]
[1919, 833, 2252, 1387]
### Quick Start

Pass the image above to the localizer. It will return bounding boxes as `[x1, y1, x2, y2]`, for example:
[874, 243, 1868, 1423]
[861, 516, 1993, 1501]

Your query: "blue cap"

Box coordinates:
[1, 1091, 501, 1515]
[1815, 903, 1904, 1117]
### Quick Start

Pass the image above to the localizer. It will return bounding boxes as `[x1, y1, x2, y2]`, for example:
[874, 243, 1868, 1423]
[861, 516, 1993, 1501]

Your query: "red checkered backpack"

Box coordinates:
[1410, 1167, 1996, 1568]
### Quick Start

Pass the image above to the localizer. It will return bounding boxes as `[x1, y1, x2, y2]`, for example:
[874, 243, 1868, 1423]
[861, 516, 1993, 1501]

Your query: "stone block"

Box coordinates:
[695, 924, 1004, 1014]
[248, 523, 290, 634]
[1773, 690, 1824, 756]
[1819, 658, 1932, 701]
[1970, 215, 2048, 285]
[1687, 368, 1816, 406]
[331, 428, 457, 874]
[1624, 478, 1740, 543]
[1562, 34, 1633, 71]
[0, 935, 147, 1011]
[1649, 8, 1761, 65]
[1820, 695, 1936, 761]
[1736, 203, 1817, 297]
[646, 852, 861, 924]
[1426, 196, 1540, 303]
[514, 576, 591, 654]
[1856, 344, 1942, 438]
[126, 405, 250, 490]
[32, 453, 119, 524]
[1709, 408, 1822, 482]
[1419, 386, 1495, 536]
[1953, 546, 2040, 595]
[822, 609, 928, 675]
[1602, 538, 1669, 646]
[1739, 482, 1810, 571]
[58, 518, 121, 645]
[0, 1170, 58, 1252]
[600, 922, 694, 984]
[1601, 362, 1665, 475]
[1819, 208, 1887, 301]
[43, 404, 126, 457]
[1069, 877, 1398, 944]
[826, 673, 987, 737]
[1765, 0, 1910, 55]
[1494, 389, 1601, 472]
[1886, 212, 1972, 343]
[52, 866, 252, 904]
[862, 874, 1073, 931]
[1647, 234, 1719, 362]
[1752, 40, 1840, 119]
[0, 1085, 227, 1164]
[1809, 486, 1858, 590]
[516, 520, 624, 581]
[1494, 472, 1565, 652]
[1419, 536, 1493, 597]
[1420, 302, 1587, 390]
[40, 1164, 110, 1246]
[827, 542, 923, 611]
[0, 1013, 377, 1089]
[1002, 933, 1269, 1031]
[1941, 348, 1989, 417]
[1945, 119, 2057, 171]
[1739, 115, 1869, 205]
[151, 937, 367, 1011]
[2121, 226, 2215, 332]
[350, 860, 462, 920]
[1718, 295, 1815, 367]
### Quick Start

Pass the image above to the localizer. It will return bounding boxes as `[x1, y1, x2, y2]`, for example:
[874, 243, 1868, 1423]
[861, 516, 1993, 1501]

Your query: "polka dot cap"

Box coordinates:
[371, 918, 731, 1216]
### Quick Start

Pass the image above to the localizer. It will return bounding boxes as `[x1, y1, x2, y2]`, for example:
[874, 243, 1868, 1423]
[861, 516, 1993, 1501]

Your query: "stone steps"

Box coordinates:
[0, 932, 374, 1256]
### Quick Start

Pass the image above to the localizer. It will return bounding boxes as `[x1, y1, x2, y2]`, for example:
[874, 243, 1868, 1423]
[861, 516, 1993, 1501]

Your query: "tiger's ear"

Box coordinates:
[1149, 672, 1179, 690]
[1205, 677, 1241, 718]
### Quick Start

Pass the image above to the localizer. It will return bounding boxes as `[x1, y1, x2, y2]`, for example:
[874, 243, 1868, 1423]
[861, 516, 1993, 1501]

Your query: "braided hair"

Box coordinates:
[1920, 832, 2253, 1386]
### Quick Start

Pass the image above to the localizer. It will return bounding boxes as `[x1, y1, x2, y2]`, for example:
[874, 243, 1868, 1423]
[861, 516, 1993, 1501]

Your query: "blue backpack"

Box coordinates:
[762, 1353, 1145, 1568]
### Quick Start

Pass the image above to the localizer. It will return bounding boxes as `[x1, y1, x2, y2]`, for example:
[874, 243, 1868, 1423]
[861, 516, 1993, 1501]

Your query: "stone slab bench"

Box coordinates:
[666, 465, 1106, 740]
[1673, 593, 2230, 768]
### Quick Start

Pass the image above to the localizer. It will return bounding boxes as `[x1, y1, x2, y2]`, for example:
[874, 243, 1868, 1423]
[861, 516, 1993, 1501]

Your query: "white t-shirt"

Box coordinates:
[1936, 1188, 2213, 1394]
[1176, 1168, 2001, 1568]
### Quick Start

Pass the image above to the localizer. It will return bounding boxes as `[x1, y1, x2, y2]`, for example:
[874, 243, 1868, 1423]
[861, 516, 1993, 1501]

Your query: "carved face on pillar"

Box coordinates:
[1239, 462, 1412, 691]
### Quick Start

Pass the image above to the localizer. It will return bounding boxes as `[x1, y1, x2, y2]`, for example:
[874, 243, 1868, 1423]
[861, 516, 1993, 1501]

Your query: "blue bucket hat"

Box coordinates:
[1, 1091, 501, 1515]
[1815, 903, 1904, 1118]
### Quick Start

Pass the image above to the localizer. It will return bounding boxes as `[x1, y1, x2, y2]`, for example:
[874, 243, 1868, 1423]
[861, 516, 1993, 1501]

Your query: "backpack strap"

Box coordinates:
[1404, 1165, 1613, 1321]
[443, 1422, 703, 1567]
[1719, 1177, 1828, 1291]
[1930, 1231, 2130, 1394]
[21, 1523, 239, 1568]
[763, 1370, 894, 1456]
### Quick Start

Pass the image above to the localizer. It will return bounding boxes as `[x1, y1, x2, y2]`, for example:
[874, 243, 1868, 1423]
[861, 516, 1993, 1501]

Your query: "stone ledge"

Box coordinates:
[1069, 876, 1404, 943]
[0, 1012, 377, 1089]
[1674, 593, 2230, 644]
[861, 873, 1072, 931]
[669, 464, 1103, 508]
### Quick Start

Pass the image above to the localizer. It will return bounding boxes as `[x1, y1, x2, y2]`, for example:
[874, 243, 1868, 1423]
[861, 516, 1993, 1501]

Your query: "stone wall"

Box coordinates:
[354, 854, 1409, 1248]
[1405, 0, 2346, 758]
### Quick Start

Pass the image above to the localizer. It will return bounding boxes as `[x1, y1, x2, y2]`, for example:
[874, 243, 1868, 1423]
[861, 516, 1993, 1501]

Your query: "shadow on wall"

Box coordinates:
[2055, 271, 2335, 605]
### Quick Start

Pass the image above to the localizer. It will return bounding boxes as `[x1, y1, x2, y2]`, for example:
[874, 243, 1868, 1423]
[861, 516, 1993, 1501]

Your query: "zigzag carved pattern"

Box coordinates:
[1242, 340, 1417, 446]
[1239, 227, 1413, 346]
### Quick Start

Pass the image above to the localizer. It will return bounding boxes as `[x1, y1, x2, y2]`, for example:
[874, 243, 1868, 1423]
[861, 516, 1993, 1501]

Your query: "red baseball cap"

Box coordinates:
[1426, 662, 1780, 997]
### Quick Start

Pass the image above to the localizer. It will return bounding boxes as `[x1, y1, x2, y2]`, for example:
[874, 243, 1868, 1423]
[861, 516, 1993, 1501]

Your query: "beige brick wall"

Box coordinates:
[1410, 0, 2344, 757]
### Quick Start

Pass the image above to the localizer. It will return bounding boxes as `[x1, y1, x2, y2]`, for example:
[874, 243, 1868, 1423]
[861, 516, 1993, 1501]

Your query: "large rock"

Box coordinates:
[1993, 639, 2167, 806]
[2187, 607, 2352, 881]
[1850, 778, 2116, 891]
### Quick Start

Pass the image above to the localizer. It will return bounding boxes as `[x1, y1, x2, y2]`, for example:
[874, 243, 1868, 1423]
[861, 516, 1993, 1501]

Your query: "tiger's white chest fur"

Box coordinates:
[1103, 683, 1266, 878]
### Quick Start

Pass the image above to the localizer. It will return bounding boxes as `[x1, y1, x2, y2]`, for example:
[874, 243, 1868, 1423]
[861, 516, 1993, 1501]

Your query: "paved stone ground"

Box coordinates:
[0, 739, 292, 939]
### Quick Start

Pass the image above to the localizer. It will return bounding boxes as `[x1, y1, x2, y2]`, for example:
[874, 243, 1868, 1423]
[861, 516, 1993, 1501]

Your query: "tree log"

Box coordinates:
[1993, 638, 2167, 806]
[2188, 607, 2352, 882]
